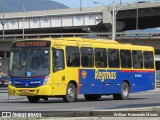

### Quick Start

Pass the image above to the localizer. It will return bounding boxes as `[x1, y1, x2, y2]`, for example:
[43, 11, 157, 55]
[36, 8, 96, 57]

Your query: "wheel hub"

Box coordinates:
[122, 86, 128, 96]
[68, 88, 74, 98]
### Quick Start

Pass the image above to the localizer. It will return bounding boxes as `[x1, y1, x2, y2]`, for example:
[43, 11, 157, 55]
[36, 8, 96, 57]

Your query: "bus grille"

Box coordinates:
[14, 84, 40, 88]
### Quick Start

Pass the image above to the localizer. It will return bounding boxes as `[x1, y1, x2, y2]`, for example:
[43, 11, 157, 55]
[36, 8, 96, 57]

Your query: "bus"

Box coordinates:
[8, 37, 155, 103]
[155, 55, 160, 87]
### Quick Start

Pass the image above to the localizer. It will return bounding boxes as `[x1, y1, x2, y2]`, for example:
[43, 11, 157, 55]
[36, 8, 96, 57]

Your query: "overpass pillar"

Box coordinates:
[102, 10, 112, 30]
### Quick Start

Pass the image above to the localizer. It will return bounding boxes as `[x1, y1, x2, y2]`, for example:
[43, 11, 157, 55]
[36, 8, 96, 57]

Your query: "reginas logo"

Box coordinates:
[95, 70, 116, 82]
[82, 70, 87, 79]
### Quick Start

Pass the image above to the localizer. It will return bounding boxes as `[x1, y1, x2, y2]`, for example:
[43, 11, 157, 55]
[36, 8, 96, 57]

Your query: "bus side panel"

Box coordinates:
[79, 69, 155, 95]
[79, 69, 101, 94]
[121, 70, 155, 93]
[51, 68, 79, 95]
[100, 70, 121, 94]
[79, 69, 122, 94]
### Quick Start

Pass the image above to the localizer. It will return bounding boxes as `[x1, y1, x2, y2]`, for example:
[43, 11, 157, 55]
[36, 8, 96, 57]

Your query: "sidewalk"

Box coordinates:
[0, 94, 26, 101]
[39, 117, 159, 120]
[142, 87, 160, 93]
[0, 89, 26, 101]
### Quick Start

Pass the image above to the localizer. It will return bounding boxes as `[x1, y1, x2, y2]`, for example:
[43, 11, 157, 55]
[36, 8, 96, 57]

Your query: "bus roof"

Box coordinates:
[57, 37, 119, 44]
[12, 37, 154, 50]
[13, 37, 118, 44]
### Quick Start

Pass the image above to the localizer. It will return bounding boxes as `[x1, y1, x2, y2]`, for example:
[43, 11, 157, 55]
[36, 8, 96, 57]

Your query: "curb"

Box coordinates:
[96, 106, 160, 111]
[2, 97, 26, 100]
[27, 106, 160, 117]
[0, 107, 160, 120]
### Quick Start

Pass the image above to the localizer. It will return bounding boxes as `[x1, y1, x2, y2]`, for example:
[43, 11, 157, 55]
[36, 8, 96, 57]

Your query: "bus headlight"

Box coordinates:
[43, 75, 50, 85]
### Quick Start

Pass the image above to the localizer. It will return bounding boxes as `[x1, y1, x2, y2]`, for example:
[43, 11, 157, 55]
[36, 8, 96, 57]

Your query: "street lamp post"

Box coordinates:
[136, 0, 139, 30]
[112, 0, 115, 40]
[94, 0, 115, 40]
[111, 0, 129, 40]
[114, 3, 129, 40]
[80, 0, 82, 11]
[2, 0, 5, 40]
[94, 0, 128, 40]
[93, 1, 108, 9]
[20, 0, 25, 38]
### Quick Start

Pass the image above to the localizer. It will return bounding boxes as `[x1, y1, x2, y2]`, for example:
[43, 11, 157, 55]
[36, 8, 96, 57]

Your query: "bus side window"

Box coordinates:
[120, 50, 132, 68]
[95, 48, 107, 68]
[53, 49, 64, 72]
[81, 47, 94, 67]
[108, 49, 120, 68]
[144, 51, 154, 69]
[66, 46, 80, 67]
[132, 50, 143, 69]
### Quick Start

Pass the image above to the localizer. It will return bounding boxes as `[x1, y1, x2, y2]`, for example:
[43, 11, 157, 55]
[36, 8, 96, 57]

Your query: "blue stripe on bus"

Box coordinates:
[79, 69, 155, 94]
[11, 77, 45, 88]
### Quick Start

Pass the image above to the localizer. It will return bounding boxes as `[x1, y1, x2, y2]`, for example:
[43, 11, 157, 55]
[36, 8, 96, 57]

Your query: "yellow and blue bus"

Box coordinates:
[8, 37, 155, 103]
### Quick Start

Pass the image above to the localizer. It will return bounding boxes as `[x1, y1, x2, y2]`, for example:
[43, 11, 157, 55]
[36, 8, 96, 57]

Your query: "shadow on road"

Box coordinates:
[0, 96, 147, 104]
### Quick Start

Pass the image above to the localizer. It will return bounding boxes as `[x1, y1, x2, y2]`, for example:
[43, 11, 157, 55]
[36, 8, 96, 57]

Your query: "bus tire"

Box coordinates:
[27, 96, 40, 103]
[84, 94, 101, 101]
[113, 82, 129, 100]
[63, 83, 77, 103]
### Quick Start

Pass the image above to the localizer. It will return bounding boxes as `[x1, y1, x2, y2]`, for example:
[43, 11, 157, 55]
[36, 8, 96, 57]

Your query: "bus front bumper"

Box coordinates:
[8, 84, 52, 96]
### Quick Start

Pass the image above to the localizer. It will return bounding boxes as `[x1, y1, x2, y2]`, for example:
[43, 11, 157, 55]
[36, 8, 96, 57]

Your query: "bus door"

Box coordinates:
[51, 48, 66, 95]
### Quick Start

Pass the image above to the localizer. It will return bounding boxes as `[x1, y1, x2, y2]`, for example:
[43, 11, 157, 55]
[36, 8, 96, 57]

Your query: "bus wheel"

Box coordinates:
[27, 96, 40, 103]
[84, 94, 101, 101]
[113, 82, 129, 100]
[63, 83, 77, 103]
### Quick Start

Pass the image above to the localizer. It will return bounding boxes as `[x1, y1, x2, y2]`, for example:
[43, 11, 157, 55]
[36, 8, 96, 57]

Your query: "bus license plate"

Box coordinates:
[22, 90, 29, 93]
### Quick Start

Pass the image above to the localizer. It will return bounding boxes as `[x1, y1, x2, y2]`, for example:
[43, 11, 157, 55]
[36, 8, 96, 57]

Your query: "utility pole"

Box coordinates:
[136, 0, 139, 30]
[112, 0, 115, 40]
[80, 0, 82, 11]
[94, 0, 128, 40]
[2, 0, 5, 40]
[20, 0, 25, 38]
[120, 0, 122, 5]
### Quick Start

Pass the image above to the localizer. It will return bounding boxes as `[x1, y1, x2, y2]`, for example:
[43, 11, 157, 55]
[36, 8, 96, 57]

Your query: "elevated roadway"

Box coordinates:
[1, 31, 160, 50]
[0, 1, 160, 35]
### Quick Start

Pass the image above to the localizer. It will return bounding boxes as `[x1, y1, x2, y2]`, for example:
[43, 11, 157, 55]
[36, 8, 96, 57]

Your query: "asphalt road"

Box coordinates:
[0, 88, 160, 111]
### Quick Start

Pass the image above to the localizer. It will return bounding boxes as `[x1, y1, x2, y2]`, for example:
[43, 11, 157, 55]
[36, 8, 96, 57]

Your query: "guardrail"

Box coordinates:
[0, 32, 160, 41]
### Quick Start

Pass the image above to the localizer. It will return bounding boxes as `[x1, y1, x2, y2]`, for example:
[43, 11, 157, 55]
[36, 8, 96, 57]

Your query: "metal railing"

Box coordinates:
[0, 32, 160, 41]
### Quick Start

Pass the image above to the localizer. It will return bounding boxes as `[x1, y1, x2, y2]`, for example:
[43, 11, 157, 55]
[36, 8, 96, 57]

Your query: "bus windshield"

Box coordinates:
[9, 48, 50, 77]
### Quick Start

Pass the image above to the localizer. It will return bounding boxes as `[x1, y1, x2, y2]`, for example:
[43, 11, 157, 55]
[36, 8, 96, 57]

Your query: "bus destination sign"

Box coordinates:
[12, 41, 50, 48]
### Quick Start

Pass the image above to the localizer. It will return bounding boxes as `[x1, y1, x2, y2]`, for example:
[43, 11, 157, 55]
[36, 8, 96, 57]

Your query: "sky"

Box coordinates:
[52, 0, 142, 8]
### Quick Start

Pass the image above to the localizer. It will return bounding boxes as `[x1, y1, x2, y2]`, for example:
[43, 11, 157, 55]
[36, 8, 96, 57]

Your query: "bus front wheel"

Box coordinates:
[113, 82, 129, 100]
[63, 83, 77, 103]
[27, 96, 40, 103]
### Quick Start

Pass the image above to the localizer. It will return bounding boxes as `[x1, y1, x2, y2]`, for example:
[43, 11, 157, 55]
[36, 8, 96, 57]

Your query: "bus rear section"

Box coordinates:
[155, 55, 160, 88]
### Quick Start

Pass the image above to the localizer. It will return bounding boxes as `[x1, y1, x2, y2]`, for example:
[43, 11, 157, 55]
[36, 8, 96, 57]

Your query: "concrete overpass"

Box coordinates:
[0, 1, 160, 36]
